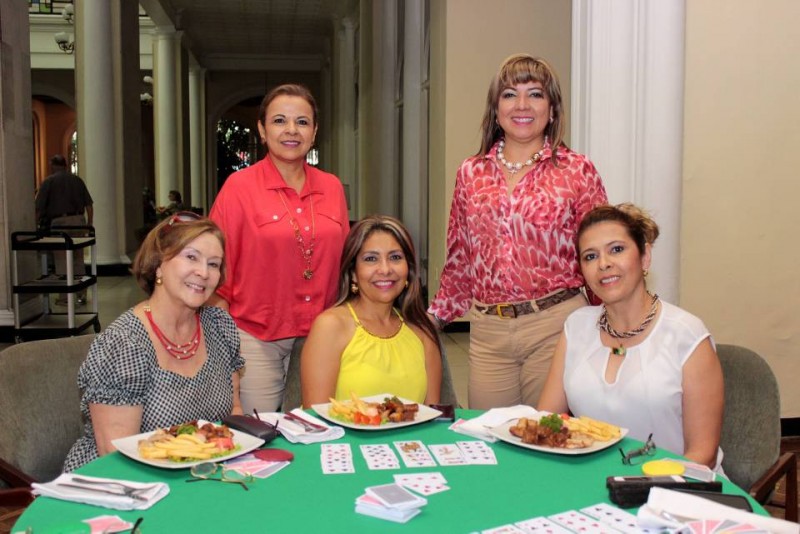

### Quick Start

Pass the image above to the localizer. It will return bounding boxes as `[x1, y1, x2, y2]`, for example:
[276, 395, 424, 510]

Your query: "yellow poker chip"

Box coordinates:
[642, 459, 686, 476]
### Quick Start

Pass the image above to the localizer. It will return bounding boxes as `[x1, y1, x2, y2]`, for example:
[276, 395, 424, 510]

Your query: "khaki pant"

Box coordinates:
[237, 329, 305, 413]
[467, 293, 587, 410]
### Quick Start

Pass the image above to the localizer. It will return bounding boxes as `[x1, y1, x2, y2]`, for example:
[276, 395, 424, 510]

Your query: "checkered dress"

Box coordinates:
[63, 306, 244, 472]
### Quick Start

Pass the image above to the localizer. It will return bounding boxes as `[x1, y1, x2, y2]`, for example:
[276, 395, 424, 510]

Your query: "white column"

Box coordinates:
[375, 0, 399, 215]
[152, 28, 180, 205]
[75, 0, 119, 265]
[402, 0, 427, 262]
[188, 66, 205, 208]
[335, 17, 356, 214]
[571, 0, 685, 303]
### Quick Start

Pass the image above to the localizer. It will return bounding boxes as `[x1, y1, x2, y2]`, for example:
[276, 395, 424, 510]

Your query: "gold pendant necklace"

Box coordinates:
[277, 190, 316, 280]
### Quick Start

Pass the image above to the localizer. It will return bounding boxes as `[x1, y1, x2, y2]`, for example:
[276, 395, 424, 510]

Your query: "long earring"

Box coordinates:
[350, 282, 359, 294]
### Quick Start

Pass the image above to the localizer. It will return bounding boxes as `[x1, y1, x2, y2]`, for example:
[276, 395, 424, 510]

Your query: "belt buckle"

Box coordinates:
[495, 304, 516, 318]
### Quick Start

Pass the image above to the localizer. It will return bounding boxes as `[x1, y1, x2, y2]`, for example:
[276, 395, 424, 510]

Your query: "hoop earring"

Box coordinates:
[350, 282, 359, 294]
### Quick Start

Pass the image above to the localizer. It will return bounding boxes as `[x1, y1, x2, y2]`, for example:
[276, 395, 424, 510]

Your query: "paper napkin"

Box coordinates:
[449, 405, 541, 442]
[32, 473, 169, 511]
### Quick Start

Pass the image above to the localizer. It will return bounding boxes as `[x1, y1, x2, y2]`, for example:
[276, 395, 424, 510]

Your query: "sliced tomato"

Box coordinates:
[353, 412, 366, 424]
[210, 436, 234, 451]
[560, 413, 571, 420]
[368, 414, 381, 426]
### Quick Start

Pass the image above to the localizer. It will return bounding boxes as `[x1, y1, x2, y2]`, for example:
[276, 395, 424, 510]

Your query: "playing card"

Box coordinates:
[456, 440, 498, 465]
[394, 440, 437, 468]
[513, 517, 573, 534]
[481, 525, 525, 534]
[548, 511, 618, 534]
[394, 472, 450, 495]
[360, 444, 400, 470]
[321, 443, 354, 474]
[579, 503, 660, 534]
[428, 444, 468, 466]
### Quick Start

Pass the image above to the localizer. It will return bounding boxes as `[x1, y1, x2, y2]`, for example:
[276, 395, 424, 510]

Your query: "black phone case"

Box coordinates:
[606, 476, 722, 508]
[222, 415, 278, 443]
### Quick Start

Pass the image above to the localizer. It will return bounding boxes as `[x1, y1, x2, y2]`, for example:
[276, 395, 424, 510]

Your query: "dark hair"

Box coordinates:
[257, 84, 319, 128]
[50, 154, 68, 168]
[477, 54, 566, 161]
[131, 215, 226, 295]
[169, 190, 182, 203]
[336, 215, 439, 345]
[577, 203, 660, 256]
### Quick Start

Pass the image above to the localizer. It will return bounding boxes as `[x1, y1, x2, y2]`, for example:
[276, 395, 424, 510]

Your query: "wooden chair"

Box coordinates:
[282, 336, 459, 412]
[0, 335, 95, 511]
[717, 344, 798, 521]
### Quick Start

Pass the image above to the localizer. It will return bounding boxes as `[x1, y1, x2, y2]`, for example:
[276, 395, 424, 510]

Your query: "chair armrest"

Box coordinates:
[0, 487, 34, 507]
[0, 457, 36, 488]
[749, 452, 797, 522]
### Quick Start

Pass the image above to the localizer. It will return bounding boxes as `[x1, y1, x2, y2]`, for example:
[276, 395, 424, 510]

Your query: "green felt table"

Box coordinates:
[15, 410, 765, 533]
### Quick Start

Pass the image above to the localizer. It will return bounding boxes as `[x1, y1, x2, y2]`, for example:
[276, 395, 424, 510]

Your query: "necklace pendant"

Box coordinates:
[303, 269, 313, 280]
[612, 345, 627, 356]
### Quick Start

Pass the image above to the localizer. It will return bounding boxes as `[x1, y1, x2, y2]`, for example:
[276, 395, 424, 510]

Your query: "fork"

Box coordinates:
[283, 412, 327, 433]
[57, 482, 149, 501]
[69, 477, 152, 499]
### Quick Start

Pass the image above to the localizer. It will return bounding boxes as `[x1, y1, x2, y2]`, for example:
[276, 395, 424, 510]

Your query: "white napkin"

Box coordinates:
[32, 473, 169, 511]
[449, 405, 541, 442]
[258, 410, 345, 444]
[638, 487, 799, 534]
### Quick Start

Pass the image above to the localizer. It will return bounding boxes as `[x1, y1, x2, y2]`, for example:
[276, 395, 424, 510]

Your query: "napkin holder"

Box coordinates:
[222, 415, 277, 443]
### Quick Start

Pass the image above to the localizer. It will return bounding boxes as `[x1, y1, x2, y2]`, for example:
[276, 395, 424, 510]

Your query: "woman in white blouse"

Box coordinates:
[538, 203, 724, 470]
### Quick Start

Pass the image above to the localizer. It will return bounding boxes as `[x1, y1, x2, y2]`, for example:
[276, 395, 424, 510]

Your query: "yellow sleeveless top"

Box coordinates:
[334, 303, 428, 403]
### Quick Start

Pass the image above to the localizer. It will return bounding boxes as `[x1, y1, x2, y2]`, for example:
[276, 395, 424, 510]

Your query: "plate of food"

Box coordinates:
[111, 420, 265, 469]
[311, 393, 442, 430]
[488, 413, 627, 455]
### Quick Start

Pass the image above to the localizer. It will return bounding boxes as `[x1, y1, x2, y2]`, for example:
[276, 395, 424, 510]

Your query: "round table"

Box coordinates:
[15, 410, 764, 533]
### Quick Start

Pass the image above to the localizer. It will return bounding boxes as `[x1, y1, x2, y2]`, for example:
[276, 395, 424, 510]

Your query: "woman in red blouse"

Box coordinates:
[209, 84, 350, 413]
[429, 54, 608, 409]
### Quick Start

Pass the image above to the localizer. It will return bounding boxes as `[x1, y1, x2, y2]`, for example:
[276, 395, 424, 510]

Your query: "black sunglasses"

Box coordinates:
[619, 433, 656, 465]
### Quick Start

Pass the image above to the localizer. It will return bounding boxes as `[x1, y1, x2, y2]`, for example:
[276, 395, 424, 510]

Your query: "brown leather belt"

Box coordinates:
[475, 287, 582, 319]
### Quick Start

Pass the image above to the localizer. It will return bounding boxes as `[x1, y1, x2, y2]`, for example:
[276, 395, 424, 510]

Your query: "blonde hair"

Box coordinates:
[477, 54, 566, 160]
[577, 203, 660, 256]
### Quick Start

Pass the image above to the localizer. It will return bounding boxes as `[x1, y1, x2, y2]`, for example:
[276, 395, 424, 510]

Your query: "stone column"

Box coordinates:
[75, 0, 120, 265]
[188, 65, 206, 209]
[334, 17, 356, 216]
[571, 0, 685, 303]
[152, 28, 181, 205]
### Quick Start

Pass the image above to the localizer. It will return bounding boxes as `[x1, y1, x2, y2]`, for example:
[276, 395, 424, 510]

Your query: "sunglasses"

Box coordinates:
[167, 211, 202, 226]
[619, 433, 656, 465]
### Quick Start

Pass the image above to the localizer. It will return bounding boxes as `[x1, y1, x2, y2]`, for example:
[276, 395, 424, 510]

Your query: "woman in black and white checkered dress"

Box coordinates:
[64, 213, 244, 471]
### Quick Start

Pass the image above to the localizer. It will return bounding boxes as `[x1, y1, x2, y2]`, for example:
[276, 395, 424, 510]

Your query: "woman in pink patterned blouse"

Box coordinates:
[429, 54, 608, 409]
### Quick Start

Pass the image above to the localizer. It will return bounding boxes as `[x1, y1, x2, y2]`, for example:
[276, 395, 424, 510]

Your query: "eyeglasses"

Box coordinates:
[186, 462, 254, 490]
[168, 211, 202, 226]
[619, 433, 656, 465]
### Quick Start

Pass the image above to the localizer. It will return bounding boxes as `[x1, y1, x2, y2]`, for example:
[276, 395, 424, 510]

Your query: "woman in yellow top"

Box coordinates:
[301, 215, 442, 406]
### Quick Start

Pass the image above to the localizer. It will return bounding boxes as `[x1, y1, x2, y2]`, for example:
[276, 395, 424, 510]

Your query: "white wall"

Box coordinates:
[682, 0, 800, 417]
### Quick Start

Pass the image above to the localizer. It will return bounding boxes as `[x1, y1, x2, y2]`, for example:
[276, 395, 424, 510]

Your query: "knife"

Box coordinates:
[283, 412, 327, 433]
[57, 482, 149, 501]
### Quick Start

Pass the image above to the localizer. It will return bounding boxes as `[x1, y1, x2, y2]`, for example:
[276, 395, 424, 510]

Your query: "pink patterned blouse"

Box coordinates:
[429, 141, 607, 323]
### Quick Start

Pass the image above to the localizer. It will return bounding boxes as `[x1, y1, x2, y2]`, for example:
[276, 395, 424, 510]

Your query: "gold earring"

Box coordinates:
[642, 269, 649, 277]
[404, 280, 409, 288]
[156, 277, 163, 285]
[350, 282, 359, 294]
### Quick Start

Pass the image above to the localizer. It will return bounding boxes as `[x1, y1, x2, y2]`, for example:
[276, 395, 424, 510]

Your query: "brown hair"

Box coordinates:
[477, 54, 566, 161]
[131, 214, 226, 295]
[335, 215, 439, 345]
[577, 203, 660, 256]
[257, 84, 319, 128]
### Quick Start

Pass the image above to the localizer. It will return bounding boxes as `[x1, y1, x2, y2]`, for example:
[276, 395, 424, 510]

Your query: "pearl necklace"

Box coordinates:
[144, 304, 202, 360]
[597, 293, 660, 356]
[497, 139, 545, 175]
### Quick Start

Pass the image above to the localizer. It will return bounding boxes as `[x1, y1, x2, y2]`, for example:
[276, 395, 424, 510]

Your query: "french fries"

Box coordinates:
[138, 433, 222, 461]
[564, 415, 621, 442]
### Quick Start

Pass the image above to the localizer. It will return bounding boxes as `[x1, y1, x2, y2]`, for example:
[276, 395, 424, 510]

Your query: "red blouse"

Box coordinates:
[429, 141, 607, 323]
[210, 157, 350, 341]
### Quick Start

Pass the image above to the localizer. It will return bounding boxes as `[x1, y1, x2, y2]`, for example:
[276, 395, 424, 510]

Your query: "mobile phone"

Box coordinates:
[365, 483, 428, 510]
[673, 488, 753, 512]
[429, 404, 455, 422]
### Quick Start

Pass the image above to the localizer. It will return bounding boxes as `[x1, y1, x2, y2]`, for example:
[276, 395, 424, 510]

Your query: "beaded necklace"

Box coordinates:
[497, 139, 545, 175]
[597, 293, 660, 356]
[144, 304, 202, 360]
[278, 190, 316, 280]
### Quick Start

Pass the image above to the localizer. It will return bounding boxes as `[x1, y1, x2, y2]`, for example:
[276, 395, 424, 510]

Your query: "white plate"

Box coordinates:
[311, 394, 442, 431]
[111, 420, 265, 469]
[488, 418, 628, 456]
